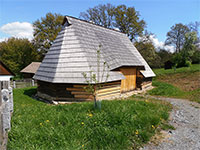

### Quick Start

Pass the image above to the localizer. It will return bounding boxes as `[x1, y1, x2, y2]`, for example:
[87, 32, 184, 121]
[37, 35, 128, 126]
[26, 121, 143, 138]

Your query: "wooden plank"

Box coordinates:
[73, 85, 87, 88]
[66, 88, 85, 91]
[71, 91, 91, 95]
[97, 90, 120, 97]
[97, 93, 120, 100]
[97, 86, 120, 94]
[74, 94, 94, 99]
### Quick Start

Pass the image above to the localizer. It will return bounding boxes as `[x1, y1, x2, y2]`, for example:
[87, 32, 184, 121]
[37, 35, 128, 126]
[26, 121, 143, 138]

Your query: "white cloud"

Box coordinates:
[149, 35, 175, 53]
[0, 37, 8, 42]
[0, 22, 33, 41]
[138, 35, 175, 53]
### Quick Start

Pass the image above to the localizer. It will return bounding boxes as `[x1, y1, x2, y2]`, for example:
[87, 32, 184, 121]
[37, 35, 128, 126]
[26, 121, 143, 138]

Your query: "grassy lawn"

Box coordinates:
[149, 64, 200, 103]
[8, 87, 172, 150]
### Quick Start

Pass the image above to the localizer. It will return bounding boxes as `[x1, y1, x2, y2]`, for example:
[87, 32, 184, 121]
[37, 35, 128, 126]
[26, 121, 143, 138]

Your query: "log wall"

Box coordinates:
[37, 80, 121, 102]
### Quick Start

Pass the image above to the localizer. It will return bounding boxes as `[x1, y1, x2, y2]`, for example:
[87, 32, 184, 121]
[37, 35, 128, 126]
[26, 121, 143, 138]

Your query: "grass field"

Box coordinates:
[149, 64, 200, 103]
[8, 88, 172, 150]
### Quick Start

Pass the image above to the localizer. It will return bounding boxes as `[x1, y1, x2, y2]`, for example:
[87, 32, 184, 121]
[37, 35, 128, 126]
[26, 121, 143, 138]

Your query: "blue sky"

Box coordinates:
[0, 0, 199, 50]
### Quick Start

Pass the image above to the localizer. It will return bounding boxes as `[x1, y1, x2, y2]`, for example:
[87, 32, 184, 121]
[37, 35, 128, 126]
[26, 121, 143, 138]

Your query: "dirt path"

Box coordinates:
[141, 96, 200, 150]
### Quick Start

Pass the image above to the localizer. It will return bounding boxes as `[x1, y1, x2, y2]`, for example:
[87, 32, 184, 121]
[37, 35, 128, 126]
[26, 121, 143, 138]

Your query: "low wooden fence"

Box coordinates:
[0, 81, 13, 150]
[11, 79, 37, 89]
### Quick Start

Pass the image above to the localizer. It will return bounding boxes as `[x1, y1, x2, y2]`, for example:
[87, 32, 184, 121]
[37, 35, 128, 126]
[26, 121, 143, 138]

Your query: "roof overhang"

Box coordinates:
[0, 61, 15, 76]
[111, 65, 145, 71]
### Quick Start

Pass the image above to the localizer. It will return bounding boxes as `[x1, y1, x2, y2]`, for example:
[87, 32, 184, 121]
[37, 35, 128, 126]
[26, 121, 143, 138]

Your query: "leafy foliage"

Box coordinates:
[134, 32, 161, 68]
[80, 3, 146, 41]
[0, 38, 40, 74]
[172, 32, 198, 67]
[8, 87, 172, 149]
[114, 5, 146, 41]
[187, 21, 200, 40]
[157, 49, 173, 68]
[165, 23, 190, 53]
[33, 13, 64, 54]
[80, 3, 115, 28]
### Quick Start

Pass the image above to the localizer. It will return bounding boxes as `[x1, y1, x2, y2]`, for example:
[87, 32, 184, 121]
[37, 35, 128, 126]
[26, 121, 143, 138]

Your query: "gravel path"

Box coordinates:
[141, 96, 200, 150]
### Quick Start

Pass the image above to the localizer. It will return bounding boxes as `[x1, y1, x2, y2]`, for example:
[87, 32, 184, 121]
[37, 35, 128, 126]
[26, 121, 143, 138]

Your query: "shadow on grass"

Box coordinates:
[23, 88, 53, 104]
[23, 88, 37, 97]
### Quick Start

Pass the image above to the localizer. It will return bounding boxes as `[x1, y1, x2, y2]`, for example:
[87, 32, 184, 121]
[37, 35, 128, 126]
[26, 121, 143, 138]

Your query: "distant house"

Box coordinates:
[34, 16, 155, 102]
[0, 61, 15, 82]
[21, 62, 41, 79]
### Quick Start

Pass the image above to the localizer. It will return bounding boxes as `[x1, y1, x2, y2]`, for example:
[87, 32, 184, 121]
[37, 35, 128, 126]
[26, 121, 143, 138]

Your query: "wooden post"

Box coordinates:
[32, 80, 34, 86]
[13, 81, 16, 89]
[0, 81, 3, 147]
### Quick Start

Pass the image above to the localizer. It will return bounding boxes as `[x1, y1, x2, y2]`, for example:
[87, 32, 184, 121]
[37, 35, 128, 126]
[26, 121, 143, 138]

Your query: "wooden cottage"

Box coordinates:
[34, 16, 155, 102]
[0, 61, 15, 87]
[21, 62, 41, 78]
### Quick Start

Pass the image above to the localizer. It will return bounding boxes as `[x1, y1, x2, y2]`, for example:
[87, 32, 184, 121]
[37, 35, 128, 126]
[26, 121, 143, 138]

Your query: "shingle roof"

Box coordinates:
[21, 62, 41, 74]
[34, 16, 155, 83]
[0, 61, 15, 76]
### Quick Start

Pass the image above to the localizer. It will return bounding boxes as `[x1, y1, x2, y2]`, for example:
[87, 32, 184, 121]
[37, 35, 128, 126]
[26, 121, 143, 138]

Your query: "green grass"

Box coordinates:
[153, 64, 200, 76]
[149, 80, 184, 97]
[8, 87, 172, 150]
[149, 64, 200, 103]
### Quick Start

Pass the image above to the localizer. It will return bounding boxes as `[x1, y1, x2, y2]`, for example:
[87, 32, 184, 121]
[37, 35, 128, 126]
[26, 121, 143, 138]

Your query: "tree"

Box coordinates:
[33, 13, 64, 54]
[157, 49, 173, 67]
[82, 45, 109, 109]
[165, 23, 190, 53]
[80, 4, 146, 41]
[134, 32, 161, 68]
[187, 21, 200, 42]
[182, 32, 197, 61]
[172, 32, 197, 67]
[113, 5, 146, 41]
[0, 38, 40, 74]
[80, 3, 115, 28]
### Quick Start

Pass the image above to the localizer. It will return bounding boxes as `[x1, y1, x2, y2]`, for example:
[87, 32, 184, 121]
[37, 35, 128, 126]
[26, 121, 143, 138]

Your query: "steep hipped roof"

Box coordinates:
[34, 16, 155, 83]
[21, 62, 41, 74]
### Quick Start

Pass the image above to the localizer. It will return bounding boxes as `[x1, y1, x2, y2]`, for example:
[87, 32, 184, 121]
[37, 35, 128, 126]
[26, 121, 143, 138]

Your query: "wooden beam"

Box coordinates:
[97, 90, 120, 97]
[71, 91, 90, 95]
[97, 86, 120, 94]
[97, 93, 120, 100]
[66, 88, 85, 91]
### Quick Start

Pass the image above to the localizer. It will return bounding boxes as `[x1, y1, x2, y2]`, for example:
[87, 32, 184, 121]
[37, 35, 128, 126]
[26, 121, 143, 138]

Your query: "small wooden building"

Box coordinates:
[34, 16, 155, 102]
[21, 62, 41, 78]
[0, 61, 15, 86]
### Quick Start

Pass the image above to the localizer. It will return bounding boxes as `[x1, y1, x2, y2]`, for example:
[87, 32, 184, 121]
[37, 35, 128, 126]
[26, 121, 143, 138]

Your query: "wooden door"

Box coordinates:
[120, 68, 136, 93]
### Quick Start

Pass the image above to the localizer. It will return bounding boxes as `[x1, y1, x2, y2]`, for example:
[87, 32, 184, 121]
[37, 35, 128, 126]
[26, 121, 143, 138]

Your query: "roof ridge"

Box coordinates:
[64, 15, 124, 35]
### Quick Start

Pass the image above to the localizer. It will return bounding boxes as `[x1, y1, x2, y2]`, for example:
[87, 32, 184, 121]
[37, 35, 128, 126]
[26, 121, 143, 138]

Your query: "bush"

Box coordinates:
[185, 60, 192, 67]
[191, 50, 200, 64]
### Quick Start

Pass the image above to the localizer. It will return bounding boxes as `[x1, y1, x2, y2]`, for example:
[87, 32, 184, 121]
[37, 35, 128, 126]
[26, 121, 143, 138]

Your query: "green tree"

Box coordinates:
[187, 21, 200, 41]
[134, 32, 161, 68]
[0, 38, 40, 74]
[165, 23, 190, 53]
[80, 3, 115, 28]
[182, 32, 197, 61]
[157, 49, 173, 67]
[33, 13, 64, 54]
[113, 5, 146, 41]
[80, 4, 146, 41]
[172, 32, 197, 67]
